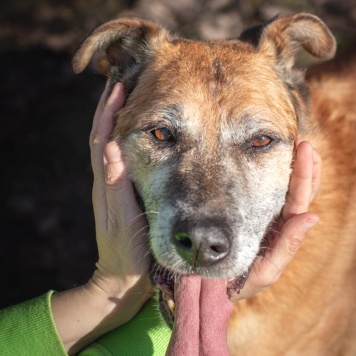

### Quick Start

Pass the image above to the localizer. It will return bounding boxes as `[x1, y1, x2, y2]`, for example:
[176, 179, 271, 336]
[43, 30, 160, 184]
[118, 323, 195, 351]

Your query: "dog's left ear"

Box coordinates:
[258, 13, 336, 68]
[72, 17, 172, 90]
[255, 13, 336, 129]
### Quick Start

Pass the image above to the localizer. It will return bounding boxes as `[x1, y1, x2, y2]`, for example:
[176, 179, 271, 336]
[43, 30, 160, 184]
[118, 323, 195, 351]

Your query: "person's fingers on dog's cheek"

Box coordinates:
[104, 141, 143, 234]
[104, 141, 130, 190]
[91, 83, 126, 230]
[90, 82, 125, 154]
[282, 141, 314, 222]
[91, 82, 125, 185]
[91, 80, 110, 136]
[236, 212, 320, 302]
[265, 212, 319, 280]
[311, 147, 322, 202]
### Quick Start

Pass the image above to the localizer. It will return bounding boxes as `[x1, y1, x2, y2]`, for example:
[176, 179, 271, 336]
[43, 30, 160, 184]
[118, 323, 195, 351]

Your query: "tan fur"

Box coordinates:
[228, 58, 356, 354]
[74, 14, 356, 355]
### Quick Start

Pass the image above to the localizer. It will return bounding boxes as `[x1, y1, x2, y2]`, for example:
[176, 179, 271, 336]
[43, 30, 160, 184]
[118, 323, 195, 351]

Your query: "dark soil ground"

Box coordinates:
[0, 0, 355, 308]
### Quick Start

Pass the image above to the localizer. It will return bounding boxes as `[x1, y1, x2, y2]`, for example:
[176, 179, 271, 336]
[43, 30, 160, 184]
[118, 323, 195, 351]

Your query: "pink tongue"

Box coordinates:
[166, 275, 232, 356]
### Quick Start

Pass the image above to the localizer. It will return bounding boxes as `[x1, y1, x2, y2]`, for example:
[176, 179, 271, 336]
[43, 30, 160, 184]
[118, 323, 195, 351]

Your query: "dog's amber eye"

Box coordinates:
[152, 128, 174, 142]
[251, 136, 272, 148]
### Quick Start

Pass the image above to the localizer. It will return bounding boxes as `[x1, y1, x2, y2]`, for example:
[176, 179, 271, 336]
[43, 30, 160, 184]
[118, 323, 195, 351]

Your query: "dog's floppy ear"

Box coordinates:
[255, 13, 336, 129]
[258, 13, 336, 68]
[72, 17, 172, 90]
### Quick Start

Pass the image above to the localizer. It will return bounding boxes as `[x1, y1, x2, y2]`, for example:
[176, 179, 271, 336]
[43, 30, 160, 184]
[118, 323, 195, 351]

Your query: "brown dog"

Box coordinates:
[73, 14, 356, 355]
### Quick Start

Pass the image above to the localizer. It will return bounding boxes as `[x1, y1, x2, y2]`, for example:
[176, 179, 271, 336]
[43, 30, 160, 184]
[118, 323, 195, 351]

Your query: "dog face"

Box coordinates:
[113, 41, 300, 279]
[74, 15, 335, 280]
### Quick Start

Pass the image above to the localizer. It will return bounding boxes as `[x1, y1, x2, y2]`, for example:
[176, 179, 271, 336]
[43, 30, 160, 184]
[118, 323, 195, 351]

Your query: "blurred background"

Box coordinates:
[0, 0, 355, 308]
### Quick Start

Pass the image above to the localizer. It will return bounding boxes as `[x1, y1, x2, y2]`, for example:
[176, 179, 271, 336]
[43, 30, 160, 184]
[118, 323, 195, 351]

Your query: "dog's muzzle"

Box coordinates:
[149, 216, 251, 326]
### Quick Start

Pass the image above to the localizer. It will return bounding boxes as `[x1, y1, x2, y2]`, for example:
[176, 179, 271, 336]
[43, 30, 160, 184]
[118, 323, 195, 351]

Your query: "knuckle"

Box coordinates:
[90, 130, 107, 148]
[105, 162, 125, 187]
[287, 233, 303, 255]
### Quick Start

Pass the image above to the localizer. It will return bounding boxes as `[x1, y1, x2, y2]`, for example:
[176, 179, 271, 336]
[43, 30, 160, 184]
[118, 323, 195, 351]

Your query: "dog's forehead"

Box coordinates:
[118, 39, 297, 140]
[152, 39, 295, 117]
[154, 39, 258, 85]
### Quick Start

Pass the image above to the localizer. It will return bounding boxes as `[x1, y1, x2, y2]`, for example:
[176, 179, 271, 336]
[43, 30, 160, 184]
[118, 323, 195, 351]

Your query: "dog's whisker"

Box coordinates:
[132, 245, 153, 267]
[130, 225, 150, 241]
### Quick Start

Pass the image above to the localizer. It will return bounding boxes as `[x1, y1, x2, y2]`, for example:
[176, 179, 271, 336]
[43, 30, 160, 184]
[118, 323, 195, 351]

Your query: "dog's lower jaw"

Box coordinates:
[150, 262, 175, 328]
[149, 219, 279, 326]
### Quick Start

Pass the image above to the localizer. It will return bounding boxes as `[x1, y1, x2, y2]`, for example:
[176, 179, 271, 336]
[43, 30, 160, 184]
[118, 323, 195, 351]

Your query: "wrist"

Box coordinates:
[87, 265, 153, 320]
[90, 261, 153, 295]
[52, 270, 153, 354]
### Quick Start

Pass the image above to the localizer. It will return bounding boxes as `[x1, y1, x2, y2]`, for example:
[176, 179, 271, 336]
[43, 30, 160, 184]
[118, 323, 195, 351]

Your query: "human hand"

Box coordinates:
[51, 82, 152, 354]
[88, 81, 152, 305]
[232, 140, 321, 301]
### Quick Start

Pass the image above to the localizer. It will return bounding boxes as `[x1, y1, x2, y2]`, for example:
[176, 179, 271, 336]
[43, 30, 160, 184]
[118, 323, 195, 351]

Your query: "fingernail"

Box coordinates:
[300, 218, 319, 233]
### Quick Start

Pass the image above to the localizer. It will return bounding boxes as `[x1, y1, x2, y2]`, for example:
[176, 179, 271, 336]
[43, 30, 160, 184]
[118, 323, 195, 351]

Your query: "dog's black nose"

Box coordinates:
[172, 219, 230, 267]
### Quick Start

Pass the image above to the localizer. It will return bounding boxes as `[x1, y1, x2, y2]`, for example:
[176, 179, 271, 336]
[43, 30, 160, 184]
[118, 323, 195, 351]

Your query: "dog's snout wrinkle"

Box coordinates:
[172, 219, 231, 268]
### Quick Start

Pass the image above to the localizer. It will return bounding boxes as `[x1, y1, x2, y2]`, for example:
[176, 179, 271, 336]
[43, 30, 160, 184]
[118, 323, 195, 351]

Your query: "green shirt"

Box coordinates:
[0, 291, 171, 355]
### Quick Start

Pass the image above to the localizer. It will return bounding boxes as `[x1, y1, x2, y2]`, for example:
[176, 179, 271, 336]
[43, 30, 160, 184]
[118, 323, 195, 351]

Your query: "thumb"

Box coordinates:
[272, 212, 320, 274]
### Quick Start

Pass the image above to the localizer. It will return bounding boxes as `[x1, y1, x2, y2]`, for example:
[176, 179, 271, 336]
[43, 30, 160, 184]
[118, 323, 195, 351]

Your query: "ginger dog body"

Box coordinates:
[74, 14, 356, 354]
[229, 56, 356, 355]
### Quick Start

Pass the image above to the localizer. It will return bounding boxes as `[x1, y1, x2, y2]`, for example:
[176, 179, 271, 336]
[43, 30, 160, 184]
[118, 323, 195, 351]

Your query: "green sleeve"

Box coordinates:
[79, 298, 171, 356]
[0, 291, 66, 356]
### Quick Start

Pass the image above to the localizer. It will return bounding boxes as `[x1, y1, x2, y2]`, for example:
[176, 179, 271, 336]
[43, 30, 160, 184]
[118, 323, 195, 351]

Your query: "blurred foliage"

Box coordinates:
[0, 0, 355, 51]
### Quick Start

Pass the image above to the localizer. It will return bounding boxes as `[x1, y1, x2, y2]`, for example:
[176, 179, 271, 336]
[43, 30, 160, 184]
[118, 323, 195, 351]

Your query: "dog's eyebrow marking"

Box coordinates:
[161, 104, 182, 126]
[163, 104, 181, 119]
[140, 104, 182, 124]
[221, 109, 290, 145]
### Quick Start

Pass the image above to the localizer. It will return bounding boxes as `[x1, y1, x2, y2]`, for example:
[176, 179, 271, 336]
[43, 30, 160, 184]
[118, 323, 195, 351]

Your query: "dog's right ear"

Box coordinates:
[72, 17, 172, 89]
